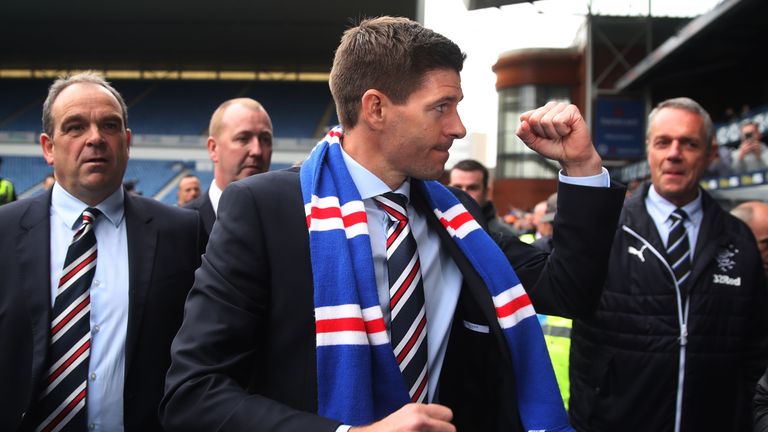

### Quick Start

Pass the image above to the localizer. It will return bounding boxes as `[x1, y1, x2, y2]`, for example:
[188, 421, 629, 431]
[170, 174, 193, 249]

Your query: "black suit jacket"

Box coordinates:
[184, 191, 215, 246]
[161, 169, 625, 432]
[0, 189, 204, 431]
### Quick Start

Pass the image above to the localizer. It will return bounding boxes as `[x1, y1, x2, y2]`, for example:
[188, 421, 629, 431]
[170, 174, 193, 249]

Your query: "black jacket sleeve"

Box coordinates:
[495, 181, 625, 318]
[159, 177, 341, 432]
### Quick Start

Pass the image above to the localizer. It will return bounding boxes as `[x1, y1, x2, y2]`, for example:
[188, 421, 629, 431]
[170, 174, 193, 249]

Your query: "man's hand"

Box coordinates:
[516, 101, 602, 177]
[350, 403, 455, 432]
[739, 140, 761, 160]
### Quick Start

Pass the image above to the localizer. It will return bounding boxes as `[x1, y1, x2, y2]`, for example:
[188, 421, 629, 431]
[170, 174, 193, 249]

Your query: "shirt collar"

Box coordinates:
[51, 183, 125, 229]
[208, 180, 223, 215]
[647, 184, 703, 225]
[340, 145, 411, 201]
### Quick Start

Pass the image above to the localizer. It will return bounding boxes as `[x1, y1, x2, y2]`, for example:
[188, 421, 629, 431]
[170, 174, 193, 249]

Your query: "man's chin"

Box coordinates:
[240, 168, 265, 178]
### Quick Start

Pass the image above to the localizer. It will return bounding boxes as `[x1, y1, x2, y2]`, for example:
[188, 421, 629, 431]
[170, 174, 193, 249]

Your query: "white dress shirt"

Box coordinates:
[208, 180, 224, 215]
[646, 185, 703, 258]
[49, 184, 129, 432]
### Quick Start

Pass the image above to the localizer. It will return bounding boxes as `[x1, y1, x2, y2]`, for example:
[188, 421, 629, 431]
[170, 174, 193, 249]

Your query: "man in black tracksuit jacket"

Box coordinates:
[569, 98, 768, 432]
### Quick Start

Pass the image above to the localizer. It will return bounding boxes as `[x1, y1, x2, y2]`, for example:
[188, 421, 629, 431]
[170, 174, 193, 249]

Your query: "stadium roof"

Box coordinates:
[614, 0, 768, 118]
[0, 0, 420, 74]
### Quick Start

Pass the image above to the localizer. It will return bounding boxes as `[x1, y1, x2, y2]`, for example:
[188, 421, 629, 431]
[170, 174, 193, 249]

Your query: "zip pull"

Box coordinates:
[679, 323, 688, 346]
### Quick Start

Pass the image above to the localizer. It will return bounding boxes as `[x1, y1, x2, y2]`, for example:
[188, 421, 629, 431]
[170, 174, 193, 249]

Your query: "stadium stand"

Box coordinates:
[0, 78, 337, 198]
[0, 79, 49, 132]
[122, 159, 188, 198]
[1, 156, 53, 196]
[0, 79, 336, 138]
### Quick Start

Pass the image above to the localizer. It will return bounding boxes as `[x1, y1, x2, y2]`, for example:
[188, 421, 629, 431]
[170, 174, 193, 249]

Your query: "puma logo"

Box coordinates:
[628, 245, 648, 262]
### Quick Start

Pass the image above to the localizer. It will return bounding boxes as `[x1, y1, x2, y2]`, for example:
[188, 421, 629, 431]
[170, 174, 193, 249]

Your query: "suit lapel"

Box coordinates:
[123, 193, 157, 373]
[410, 188, 511, 362]
[200, 194, 216, 236]
[17, 192, 54, 397]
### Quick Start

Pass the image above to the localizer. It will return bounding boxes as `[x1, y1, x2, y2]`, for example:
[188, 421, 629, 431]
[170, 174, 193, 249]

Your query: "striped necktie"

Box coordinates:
[31, 208, 101, 432]
[374, 192, 429, 403]
[667, 208, 692, 292]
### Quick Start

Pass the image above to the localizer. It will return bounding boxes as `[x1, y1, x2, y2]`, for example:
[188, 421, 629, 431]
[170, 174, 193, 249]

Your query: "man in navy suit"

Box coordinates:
[161, 17, 625, 432]
[0, 71, 203, 431]
[185, 98, 273, 241]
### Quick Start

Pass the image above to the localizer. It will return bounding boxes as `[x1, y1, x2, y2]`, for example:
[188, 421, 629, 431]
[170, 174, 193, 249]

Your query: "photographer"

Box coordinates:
[732, 121, 768, 172]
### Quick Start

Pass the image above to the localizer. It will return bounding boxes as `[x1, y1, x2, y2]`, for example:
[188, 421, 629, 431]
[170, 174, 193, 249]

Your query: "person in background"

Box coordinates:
[176, 174, 201, 207]
[0, 156, 17, 205]
[731, 200, 768, 278]
[532, 192, 557, 253]
[731, 121, 768, 172]
[185, 98, 273, 242]
[448, 158, 515, 237]
[42, 172, 56, 191]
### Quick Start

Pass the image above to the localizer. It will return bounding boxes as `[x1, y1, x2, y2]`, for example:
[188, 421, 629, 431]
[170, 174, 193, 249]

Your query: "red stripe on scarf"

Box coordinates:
[306, 207, 368, 229]
[439, 211, 475, 232]
[495, 293, 532, 319]
[316, 317, 387, 334]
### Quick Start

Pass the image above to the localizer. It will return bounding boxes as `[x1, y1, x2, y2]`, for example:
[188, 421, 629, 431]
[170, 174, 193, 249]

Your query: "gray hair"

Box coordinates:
[42, 71, 128, 137]
[646, 97, 713, 149]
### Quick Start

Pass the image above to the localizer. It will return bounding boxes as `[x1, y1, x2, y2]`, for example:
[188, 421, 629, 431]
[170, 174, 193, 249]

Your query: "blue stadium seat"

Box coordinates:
[0, 155, 51, 194]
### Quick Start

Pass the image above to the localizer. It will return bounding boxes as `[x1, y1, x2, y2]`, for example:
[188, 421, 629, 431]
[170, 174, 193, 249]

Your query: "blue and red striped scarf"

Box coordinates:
[300, 126, 572, 431]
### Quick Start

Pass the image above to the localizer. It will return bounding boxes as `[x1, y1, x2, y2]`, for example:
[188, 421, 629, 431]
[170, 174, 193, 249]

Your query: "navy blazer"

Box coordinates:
[161, 169, 625, 432]
[0, 189, 204, 431]
[184, 190, 216, 246]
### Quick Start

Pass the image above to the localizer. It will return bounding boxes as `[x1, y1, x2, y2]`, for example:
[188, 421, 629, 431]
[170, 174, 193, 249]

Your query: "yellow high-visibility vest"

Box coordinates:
[540, 315, 572, 408]
[0, 179, 14, 204]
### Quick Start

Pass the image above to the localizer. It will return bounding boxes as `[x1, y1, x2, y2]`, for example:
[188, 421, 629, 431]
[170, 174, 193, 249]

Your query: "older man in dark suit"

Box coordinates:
[185, 97, 273, 242]
[161, 17, 624, 432]
[0, 72, 203, 432]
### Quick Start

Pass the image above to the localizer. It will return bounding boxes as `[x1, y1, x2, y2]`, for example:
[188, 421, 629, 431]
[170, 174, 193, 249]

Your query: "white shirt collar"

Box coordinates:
[208, 180, 223, 215]
[339, 145, 411, 200]
[647, 184, 703, 224]
[51, 183, 125, 229]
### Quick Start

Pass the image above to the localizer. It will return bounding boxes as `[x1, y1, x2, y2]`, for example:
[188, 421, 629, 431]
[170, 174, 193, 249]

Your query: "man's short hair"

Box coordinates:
[451, 159, 489, 189]
[329, 16, 466, 129]
[646, 97, 713, 150]
[42, 71, 128, 137]
[208, 98, 266, 138]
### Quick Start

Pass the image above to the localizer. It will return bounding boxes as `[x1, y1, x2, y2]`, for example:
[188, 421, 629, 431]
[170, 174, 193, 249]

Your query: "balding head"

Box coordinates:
[731, 201, 768, 276]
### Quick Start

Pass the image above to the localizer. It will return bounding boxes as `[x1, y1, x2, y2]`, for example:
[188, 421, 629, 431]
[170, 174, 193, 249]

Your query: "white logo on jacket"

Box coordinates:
[713, 274, 741, 286]
[628, 245, 648, 262]
[716, 247, 738, 272]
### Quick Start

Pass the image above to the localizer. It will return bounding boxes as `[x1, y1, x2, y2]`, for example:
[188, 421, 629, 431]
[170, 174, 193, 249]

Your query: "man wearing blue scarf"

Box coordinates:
[161, 16, 625, 432]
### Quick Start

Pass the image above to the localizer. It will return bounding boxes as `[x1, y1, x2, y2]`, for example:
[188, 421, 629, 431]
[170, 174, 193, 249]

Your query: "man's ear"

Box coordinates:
[207, 137, 218, 163]
[359, 89, 387, 130]
[40, 133, 55, 166]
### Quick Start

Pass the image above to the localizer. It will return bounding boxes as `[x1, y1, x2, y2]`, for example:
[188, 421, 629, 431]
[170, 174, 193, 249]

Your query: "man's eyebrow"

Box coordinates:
[59, 113, 86, 126]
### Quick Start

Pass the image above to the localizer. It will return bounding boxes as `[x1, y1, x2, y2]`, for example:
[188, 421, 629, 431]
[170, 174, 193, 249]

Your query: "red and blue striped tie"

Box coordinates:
[374, 193, 429, 403]
[29, 208, 100, 432]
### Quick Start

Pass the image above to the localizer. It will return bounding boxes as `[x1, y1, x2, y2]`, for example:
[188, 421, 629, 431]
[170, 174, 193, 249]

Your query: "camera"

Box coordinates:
[745, 132, 754, 140]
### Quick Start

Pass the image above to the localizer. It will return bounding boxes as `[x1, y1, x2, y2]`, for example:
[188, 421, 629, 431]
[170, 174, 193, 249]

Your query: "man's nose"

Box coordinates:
[85, 124, 105, 145]
[449, 112, 467, 140]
